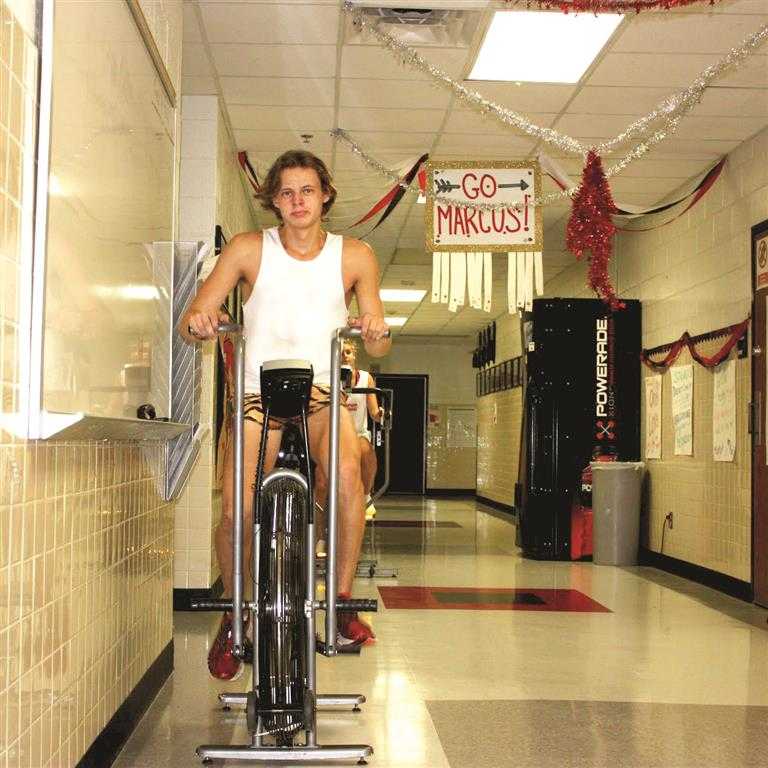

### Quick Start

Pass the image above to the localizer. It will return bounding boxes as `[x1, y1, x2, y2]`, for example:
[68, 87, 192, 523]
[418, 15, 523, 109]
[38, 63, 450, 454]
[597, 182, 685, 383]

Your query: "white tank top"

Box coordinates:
[243, 227, 347, 392]
[348, 370, 371, 438]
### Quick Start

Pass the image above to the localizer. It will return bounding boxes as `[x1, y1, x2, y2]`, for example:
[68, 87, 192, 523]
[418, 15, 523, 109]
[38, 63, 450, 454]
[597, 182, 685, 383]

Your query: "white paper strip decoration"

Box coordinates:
[440, 252, 450, 303]
[467, 253, 483, 309]
[431, 252, 441, 302]
[483, 252, 492, 312]
[534, 251, 544, 295]
[525, 251, 534, 311]
[448, 252, 465, 312]
[516, 252, 526, 309]
[507, 253, 517, 314]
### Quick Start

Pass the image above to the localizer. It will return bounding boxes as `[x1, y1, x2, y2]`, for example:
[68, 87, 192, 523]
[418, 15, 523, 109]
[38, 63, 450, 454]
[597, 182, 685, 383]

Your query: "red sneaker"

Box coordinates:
[337, 595, 376, 648]
[207, 614, 249, 680]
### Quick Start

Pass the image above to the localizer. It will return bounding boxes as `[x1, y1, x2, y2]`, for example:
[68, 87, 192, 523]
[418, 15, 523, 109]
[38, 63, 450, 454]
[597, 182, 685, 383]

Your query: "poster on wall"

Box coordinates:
[712, 359, 736, 462]
[644, 375, 662, 459]
[447, 407, 477, 448]
[755, 233, 768, 290]
[670, 365, 694, 456]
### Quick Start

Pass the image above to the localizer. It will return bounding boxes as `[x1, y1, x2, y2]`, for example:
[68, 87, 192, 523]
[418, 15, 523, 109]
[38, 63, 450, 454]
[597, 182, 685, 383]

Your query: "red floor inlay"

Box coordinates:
[377, 587, 611, 612]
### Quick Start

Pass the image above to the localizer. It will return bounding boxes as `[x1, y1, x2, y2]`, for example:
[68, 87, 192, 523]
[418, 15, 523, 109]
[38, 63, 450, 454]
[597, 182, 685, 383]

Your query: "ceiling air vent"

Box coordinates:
[349, 4, 483, 47]
[370, 8, 451, 26]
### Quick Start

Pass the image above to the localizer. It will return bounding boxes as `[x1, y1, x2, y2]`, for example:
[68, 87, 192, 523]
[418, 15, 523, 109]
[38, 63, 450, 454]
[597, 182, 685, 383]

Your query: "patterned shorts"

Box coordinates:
[243, 385, 347, 431]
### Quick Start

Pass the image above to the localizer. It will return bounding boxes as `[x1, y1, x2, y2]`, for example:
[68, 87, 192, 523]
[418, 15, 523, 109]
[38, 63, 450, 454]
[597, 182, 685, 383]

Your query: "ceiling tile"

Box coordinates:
[227, 104, 334, 131]
[221, 77, 336, 106]
[233, 129, 334, 152]
[181, 76, 218, 95]
[338, 107, 444, 133]
[182, 43, 213, 77]
[339, 78, 452, 110]
[588, 52, 767, 89]
[340, 45, 469, 80]
[614, 13, 768, 54]
[443, 109, 557, 135]
[469, 82, 577, 113]
[199, 2, 340, 44]
[210, 43, 337, 77]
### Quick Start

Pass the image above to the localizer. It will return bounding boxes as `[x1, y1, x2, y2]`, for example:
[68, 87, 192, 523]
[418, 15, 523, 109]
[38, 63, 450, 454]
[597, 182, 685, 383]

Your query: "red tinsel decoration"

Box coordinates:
[507, 0, 720, 13]
[566, 150, 624, 310]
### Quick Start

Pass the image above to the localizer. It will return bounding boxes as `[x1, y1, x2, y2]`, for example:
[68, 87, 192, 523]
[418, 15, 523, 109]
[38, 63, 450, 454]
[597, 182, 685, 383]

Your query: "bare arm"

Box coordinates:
[178, 232, 261, 342]
[348, 240, 391, 358]
[367, 374, 383, 422]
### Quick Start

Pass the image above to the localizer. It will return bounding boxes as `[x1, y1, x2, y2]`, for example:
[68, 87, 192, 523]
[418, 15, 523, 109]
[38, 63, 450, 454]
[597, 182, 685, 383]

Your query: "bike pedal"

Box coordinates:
[315, 637, 362, 656]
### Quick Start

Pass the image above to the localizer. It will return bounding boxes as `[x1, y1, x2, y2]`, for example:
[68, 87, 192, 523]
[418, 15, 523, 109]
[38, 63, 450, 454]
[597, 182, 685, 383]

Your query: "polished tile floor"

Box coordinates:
[114, 497, 768, 768]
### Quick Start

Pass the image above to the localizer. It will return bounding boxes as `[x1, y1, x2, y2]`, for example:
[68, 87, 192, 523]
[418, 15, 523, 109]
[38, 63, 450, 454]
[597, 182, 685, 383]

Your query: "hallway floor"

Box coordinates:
[114, 497, 768, 768]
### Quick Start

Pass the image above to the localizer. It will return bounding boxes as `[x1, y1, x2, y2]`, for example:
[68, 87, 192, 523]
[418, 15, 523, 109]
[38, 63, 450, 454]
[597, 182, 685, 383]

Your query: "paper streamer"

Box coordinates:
[467, 253, 483, 309]
[483, 252, 492, 312]
[534, 251, 544, 295]
[440, 252, 450, 303]
[507, 253, 517, 314]
[525, 251, 534, 311]
[449, 252, 466, 312]
[516, 253, 525, 309]
[431, 252, 441, 302]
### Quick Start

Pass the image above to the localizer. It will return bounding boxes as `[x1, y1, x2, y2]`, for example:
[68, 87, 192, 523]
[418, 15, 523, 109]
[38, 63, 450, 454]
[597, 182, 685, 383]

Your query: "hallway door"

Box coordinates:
[375, 374, 428, 494]
[752, 220, 768, 607]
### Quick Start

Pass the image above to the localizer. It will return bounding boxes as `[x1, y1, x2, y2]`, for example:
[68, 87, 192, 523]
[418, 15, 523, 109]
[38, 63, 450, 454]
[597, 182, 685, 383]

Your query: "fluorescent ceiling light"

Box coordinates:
[385, 316, 409, 327]
[469, 11, 623, 84]
[381, 289, 427, 302]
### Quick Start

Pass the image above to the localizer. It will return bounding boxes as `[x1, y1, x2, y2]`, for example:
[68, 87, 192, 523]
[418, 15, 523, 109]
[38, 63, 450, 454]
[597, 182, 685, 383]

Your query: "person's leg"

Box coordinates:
[217, 418, 281, 598]
[313, 464, 328, 554]
[359, 436, 377, 497]
[308, 406, 364, 596]
[209, 415, 281, 679]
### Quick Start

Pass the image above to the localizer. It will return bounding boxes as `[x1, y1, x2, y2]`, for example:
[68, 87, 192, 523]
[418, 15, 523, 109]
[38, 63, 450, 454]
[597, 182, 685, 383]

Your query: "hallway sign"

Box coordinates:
[756, 233, 768, 290]
[426, 161, 542, 251]
[425, 160, 544, 315]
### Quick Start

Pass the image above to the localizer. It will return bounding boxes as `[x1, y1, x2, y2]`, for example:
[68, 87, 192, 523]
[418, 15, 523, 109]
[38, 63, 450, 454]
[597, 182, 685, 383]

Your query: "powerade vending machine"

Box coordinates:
[518, 298, 641, 560]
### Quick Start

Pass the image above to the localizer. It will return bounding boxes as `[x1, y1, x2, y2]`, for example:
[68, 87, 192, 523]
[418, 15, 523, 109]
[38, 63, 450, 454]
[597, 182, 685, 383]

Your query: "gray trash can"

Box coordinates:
[591, 461, 645, 566]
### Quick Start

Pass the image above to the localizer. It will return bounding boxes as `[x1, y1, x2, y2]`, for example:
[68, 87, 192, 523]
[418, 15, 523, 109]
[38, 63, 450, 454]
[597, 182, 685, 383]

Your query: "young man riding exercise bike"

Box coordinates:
[180, 149, 391, 680]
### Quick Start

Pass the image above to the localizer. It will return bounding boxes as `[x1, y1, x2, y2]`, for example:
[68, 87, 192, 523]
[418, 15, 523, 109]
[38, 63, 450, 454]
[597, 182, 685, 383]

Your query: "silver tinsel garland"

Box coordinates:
[344, 1, 768, 170]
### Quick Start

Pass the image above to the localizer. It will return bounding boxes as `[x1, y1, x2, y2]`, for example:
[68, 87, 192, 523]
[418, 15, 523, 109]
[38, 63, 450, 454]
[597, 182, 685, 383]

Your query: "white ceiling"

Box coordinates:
[182, 0, 768, 338]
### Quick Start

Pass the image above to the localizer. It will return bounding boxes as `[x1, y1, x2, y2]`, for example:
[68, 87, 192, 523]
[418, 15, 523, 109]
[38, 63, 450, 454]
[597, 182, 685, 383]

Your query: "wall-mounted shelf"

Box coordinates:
[1, 411, 191, 442]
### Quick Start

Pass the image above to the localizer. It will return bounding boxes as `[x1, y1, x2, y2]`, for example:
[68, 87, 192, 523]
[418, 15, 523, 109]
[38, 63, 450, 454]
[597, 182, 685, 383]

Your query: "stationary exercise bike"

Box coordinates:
[191, 325, 384, 764]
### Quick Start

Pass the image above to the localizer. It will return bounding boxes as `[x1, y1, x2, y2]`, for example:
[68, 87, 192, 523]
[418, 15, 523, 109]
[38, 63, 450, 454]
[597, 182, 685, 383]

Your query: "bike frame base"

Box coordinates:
[219, 693, 366, 710]
[196, 744, 372, 763]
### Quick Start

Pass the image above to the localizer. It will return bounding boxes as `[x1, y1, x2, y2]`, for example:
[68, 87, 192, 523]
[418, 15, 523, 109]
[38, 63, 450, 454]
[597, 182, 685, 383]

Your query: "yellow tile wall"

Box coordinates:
[643, 346, 751, 580]
[543, 126, 768, 579]
[0, 3, 177, 766]
[475, 313, 524, 506]
[426, 404, 476, 490]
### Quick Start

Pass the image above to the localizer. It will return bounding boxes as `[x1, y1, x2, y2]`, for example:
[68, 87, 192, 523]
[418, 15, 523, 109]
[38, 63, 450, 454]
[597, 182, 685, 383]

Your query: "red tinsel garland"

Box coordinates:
[506, 0, 721, 13]
[641, 319, 749, 371]
[566, 150, 625, 310]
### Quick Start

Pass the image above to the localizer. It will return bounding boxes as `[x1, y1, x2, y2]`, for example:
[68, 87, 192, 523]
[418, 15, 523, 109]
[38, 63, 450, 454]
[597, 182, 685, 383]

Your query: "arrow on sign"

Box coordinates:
[499, 179, 529, 191]
[434, 179, 461, 194]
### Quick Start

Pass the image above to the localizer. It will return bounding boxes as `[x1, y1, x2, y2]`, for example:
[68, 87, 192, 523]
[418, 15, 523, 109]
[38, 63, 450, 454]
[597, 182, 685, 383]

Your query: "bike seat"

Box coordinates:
[260, 359, 314, 419]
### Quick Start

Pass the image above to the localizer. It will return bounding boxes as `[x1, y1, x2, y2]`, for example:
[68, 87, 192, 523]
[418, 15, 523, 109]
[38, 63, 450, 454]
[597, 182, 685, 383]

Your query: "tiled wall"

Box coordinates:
[475, 313, 523, 506]
[544, 127, 768, 580]
[1, 2, 176, 766]
[359, 336, 478, 490]
[174, 96, 257, 590]
[643, 346, 751, 580]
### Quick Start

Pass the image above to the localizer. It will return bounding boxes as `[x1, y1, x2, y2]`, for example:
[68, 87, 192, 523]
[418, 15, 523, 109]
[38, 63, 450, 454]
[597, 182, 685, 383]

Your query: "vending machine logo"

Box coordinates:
[595, 317, 611, 418]
[595, 316, 617, 450]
